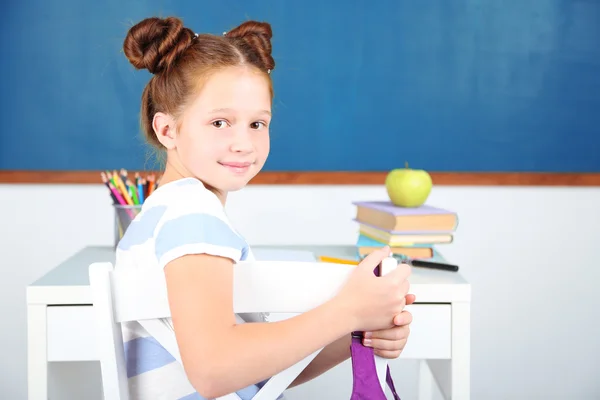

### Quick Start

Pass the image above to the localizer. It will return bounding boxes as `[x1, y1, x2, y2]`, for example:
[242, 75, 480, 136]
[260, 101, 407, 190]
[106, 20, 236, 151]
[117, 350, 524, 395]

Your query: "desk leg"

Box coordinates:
[28, 304, 47, 400]
[418, 360, 435, 400]
[425, 301, 471, 400]
[451, 302, 470, 400]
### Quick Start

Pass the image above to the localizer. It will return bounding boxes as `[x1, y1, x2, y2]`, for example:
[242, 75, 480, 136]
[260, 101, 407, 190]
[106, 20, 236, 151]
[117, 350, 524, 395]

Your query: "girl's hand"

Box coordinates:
[334, 246, 411, 332]
[362, 308, 413, 359]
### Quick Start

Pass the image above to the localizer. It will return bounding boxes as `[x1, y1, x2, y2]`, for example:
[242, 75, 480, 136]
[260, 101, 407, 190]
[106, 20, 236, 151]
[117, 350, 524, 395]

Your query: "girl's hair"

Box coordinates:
[123, 16, 275, 150]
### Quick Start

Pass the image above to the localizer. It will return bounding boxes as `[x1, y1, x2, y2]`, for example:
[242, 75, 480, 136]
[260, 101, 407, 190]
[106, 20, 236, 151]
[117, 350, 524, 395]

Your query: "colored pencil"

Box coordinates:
[137, 174, 145, 204]
[105, 170, 116, 187]
[147, 175, 155, 196]
[100, 172, 119, 204]
[318, 256, 359, 265]
[120, 168, 129, 185]
[126, 179, 140, 205]
[100, 170, 161, 206]
[108, 182, 128, 207]
[112, 171, 134, 205]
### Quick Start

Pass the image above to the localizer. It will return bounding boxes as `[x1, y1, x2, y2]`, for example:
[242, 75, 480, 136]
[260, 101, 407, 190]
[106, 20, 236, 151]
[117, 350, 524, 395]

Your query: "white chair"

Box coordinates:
[89, 258, 397, 400]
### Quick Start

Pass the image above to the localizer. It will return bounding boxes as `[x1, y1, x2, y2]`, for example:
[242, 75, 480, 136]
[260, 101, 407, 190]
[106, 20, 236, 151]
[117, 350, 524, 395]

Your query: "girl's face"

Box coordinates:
[161, 66, 272, 199]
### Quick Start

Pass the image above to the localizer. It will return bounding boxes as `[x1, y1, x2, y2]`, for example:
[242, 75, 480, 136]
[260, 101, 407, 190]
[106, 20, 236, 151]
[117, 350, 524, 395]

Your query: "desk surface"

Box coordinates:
[27, 245, 470, 305]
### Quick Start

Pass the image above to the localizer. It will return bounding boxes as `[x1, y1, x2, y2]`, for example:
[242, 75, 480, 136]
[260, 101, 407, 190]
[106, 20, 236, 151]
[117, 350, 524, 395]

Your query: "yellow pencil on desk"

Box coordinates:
[318, 256, 359, 265]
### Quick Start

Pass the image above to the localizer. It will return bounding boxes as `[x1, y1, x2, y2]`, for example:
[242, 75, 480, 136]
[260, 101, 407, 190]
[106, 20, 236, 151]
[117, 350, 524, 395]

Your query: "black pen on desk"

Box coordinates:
[404, 259, 459, 272]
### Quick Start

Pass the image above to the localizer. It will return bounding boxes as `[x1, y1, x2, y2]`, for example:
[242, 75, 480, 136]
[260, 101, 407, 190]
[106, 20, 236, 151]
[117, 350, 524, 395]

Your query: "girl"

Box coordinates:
[116, 16, 414, 400]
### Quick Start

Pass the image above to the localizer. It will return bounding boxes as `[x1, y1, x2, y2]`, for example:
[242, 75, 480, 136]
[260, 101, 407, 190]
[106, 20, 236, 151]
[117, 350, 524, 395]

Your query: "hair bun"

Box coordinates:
[123, 16, 195, 74]
[226, 21, 275, 71]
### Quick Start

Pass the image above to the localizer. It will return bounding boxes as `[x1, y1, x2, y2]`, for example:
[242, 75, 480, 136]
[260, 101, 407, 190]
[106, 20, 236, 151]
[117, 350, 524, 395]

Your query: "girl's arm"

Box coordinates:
[165, 253, 355, 399]
[288, 335, 351, 388]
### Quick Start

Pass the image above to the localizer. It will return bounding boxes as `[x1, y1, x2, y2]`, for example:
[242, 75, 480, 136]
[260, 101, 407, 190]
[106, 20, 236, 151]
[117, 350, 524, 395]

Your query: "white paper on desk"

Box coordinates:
[251, 248, 316, 262]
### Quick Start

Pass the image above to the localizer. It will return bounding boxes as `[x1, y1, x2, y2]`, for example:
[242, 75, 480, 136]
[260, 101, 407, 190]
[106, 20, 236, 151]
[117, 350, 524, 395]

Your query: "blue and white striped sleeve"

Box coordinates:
[154, 212, 249, 269]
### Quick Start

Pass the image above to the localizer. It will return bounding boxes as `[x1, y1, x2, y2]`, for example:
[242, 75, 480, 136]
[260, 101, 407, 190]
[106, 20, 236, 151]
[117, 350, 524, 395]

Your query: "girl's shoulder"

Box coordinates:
[142, 178, 252, 267]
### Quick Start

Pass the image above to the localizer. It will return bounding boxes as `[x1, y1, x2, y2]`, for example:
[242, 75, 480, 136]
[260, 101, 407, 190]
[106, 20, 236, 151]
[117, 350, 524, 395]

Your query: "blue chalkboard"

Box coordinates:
[1, 0, 599, 172]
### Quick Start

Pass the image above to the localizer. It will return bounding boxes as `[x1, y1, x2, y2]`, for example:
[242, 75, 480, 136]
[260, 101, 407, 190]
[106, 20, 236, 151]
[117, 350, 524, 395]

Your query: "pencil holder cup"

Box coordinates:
[113, 204, 143, 248]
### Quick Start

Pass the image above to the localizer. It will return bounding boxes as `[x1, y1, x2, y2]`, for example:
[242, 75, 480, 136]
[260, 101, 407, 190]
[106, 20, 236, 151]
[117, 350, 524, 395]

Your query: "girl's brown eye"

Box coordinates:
[212, 120, 227, 129]
[251, 121, 265, 130]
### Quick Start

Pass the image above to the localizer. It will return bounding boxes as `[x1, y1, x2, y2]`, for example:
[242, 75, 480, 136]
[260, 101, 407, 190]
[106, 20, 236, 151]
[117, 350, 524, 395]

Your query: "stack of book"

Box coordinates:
[352, 201, 458, 260]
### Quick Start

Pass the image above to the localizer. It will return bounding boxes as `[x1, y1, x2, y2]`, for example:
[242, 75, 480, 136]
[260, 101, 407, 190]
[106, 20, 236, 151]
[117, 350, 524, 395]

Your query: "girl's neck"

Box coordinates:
[160, 164, 228, 206]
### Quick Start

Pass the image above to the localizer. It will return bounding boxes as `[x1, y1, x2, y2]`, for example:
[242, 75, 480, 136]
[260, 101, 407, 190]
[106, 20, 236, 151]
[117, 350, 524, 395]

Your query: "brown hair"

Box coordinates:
[123, 16, 275, 150]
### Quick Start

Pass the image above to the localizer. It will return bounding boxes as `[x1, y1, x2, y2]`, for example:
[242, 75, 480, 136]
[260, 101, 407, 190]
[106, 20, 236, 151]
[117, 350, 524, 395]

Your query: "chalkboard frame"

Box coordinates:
[1, 171, 599, 186]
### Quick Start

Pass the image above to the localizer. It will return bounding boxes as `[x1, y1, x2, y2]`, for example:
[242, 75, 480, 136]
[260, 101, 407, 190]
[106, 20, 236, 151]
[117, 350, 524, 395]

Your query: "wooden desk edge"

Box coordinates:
[3, 171, 600, 186]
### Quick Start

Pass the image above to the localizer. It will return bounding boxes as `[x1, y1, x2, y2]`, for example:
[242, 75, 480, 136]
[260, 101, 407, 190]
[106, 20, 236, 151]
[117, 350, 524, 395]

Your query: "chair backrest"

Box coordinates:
[89, 260, 392, 400]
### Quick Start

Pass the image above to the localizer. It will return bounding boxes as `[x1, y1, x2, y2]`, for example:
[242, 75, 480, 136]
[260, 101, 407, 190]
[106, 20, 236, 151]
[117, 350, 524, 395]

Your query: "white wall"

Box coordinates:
[1, 183, 599, 399]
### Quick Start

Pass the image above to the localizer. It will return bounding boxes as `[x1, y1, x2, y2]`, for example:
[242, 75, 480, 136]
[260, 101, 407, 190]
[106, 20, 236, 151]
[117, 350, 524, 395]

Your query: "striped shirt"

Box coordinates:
[115, 177, 280, 400]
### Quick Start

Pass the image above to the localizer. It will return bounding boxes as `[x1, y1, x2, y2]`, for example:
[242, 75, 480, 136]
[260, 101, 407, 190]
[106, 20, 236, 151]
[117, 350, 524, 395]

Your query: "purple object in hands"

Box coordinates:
[349, 333, 400, 399]
[349, 262, 402, 399]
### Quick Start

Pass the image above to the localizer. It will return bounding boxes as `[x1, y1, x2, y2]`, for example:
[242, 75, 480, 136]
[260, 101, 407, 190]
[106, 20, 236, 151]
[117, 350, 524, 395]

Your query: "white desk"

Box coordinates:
[27, 245, 471, 400]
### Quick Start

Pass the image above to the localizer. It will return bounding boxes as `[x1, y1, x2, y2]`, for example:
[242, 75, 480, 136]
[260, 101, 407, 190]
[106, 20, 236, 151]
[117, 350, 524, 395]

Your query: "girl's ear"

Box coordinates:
[152, 112, 177, 149]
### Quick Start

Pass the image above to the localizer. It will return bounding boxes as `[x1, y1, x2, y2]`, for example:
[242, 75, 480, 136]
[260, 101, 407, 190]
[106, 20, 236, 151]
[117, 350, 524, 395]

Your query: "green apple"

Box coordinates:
[385, 162, 433, 207]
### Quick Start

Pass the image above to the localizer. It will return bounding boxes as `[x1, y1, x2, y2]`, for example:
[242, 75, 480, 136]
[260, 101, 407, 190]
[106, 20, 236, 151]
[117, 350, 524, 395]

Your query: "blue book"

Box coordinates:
[356, 234, 434, 259]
